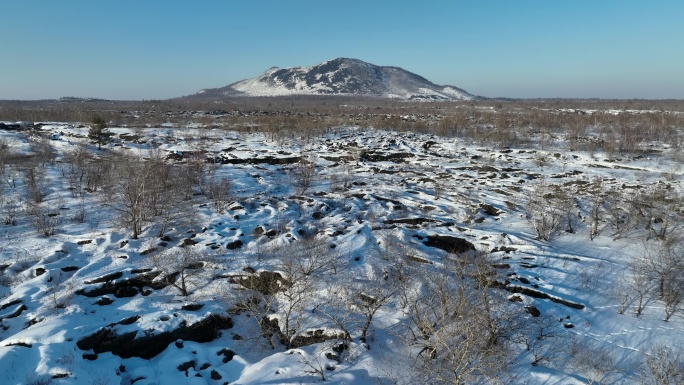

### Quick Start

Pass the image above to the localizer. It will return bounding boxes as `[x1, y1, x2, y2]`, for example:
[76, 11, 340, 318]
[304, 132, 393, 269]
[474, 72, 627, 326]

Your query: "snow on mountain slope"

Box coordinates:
[195, 58, 476, 100]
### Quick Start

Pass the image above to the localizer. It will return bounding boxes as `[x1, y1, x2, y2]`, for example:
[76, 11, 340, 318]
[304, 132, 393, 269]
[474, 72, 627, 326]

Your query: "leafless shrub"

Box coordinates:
[609, 271, 635, 315]
[291, 152, 317, 195]
[149, 246, 206, 296]
[29, 138, 56, 165]
[404, 257, 515, 384]
[206, 175, 231, 214]
[24, 166, 49, 203]
[637, 238, 684, 320]
[511, 310, 567, 367]
[568, 337, 626, 385]
[639, 344, 684, 385]
[627, 257, 654, 317]
[104, 151, 196, 239]
[25, 203, 59, 237]
[1, 196, 19, 225]
[525, 179, 567, 241]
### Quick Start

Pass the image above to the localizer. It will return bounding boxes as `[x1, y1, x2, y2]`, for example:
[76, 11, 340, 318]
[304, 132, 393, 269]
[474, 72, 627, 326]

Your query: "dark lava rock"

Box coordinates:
[77, 314, 233, 359]
[185, 262, 204, 270]
[35, 267, 46, 276]
[217, 348, 235, 363]
[480, 203, 502, 216]
[96, 297, 114, 306]
[140, 248, 157, 256]
[261, 317, 349, 348]
[181, 303, 204, 311]
[422, 235, 475, 254]
[85, 271, 124, 284]
[1, 304, 27, 319]
[525, 306, 541, 317]
[509, 295, 523, 302]
[518, 277, 531, 284]
[61, 266, 79, 272]
[360, 151, 414, 163]
[0, 299, 22, 311]
[503, 284, 585, 310]
[385, 218, 436, 226]
[231, 271, 291, 295]
[114, 315, 140, 326]
[216, 155, 301, 165]
[181, 238, 197, 247]
[178, 360, 195, 375]
[4, 341, 32, 348]
[492, 246, 517, 254]
[407, 255, 432, 264]
[226, 240, 243, 250]
[25, 318, 43, 328]
[77, 271, 167, 298]
[286, 327, 348, 348]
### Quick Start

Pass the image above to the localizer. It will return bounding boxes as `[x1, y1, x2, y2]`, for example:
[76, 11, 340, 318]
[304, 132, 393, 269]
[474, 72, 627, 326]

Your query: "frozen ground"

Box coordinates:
[0, 122, 682, 384]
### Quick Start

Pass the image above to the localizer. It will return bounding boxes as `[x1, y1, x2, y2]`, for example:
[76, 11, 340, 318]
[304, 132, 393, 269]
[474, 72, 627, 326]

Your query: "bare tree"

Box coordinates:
[639, 239, 684, 321]
[637, 185, 681, 240]
[25, 202, 59, 237]
[525, 179, 565, 241]
[640, 344, 684, 385]
[144, 151, 196, 236]
[205, 173, 231, 214]
[290, 151, 317, 196]
[405, 264, 513, 384]
[105, 151, 194, 239]
[29, 137, 57, 165]
[149, 246, 205, 296]
[24, 165, 49, 204]
[231, 241, 336, 350]
[104, 153, 150, 239]
[609, 271, 635, 315]
[627, 257, 654, 317]
[274, 244, 321, 349]
[230, 278, 280, 349]
[579, 178, 607, 241]
[61, 145, 89, 197]
[603, 188, 639, 240]
[346, 267, 396, 344]
[569, 337, 625, 385]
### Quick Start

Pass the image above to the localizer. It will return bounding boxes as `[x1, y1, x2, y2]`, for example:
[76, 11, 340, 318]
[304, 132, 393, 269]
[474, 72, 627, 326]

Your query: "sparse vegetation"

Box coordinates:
[0, 98, 682, 384]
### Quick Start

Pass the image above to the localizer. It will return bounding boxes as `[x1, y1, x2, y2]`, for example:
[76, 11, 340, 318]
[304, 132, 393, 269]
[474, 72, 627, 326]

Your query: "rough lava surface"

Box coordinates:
[0, 121, 682, 385]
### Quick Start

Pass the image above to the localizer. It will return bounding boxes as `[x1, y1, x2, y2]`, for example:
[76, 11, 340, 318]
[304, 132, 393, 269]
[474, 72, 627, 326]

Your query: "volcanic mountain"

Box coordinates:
[192, 58, 476, 100]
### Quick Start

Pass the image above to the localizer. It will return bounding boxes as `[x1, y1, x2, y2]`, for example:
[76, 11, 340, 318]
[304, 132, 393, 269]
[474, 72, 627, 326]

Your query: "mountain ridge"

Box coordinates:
[191, 58, 477, 101]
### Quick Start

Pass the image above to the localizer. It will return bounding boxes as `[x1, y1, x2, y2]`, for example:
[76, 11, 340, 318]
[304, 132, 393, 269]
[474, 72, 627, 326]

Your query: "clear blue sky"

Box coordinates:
[1, 0, 683, 100]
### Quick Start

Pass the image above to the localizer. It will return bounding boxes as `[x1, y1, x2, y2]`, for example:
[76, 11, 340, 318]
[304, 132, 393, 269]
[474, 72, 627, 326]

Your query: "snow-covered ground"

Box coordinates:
[0, 122, 682, 384]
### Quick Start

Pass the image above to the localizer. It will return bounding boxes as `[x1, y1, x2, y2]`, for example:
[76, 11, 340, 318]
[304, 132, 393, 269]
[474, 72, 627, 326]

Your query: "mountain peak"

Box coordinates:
[192, 58, 475, 100]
